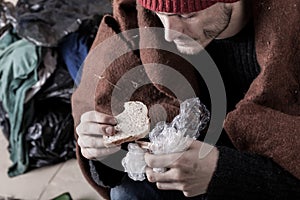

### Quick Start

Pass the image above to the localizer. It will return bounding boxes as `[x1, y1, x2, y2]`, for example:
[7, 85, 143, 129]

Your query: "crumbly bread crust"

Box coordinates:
[103, 101, 150, 147]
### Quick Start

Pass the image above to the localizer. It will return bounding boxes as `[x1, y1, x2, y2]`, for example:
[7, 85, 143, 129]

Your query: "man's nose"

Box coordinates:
[161, 16, 183, 42]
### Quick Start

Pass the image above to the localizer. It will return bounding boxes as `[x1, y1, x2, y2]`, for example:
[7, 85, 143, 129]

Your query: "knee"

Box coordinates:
[110, 177, 158, 200]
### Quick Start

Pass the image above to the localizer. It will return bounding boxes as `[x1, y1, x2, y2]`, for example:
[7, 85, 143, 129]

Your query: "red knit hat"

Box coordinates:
[137, 0, 240, 14]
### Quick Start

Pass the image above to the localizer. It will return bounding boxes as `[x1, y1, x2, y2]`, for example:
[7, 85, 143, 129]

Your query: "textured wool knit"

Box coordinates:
[137, 0, 240, 14]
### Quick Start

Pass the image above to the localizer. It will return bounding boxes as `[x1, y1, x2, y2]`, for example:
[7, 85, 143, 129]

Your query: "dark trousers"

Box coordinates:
[110, 176, 207, 200]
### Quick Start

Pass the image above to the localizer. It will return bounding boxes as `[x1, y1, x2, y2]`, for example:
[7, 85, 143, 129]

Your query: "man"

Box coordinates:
[72, 0, 300, 199]
[149, 0, 249, 54]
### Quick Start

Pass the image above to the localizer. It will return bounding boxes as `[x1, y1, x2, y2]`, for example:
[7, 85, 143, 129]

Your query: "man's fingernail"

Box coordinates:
[110, 118, 117, 124]
[106, 127, 113, 135]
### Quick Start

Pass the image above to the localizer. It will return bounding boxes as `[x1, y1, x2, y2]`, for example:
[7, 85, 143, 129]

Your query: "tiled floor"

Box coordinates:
[0, 131, 101, 200]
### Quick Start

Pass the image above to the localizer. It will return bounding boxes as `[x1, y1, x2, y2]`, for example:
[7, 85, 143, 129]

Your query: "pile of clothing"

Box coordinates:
[0, 0, 112, 177]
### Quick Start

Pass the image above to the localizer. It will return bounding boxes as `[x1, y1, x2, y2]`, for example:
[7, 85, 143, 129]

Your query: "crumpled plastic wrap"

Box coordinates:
[122, 98, 210, 180]
[170, 97, 210, 139]
[149, 122, 189, 155]
[122, 143, 147, 181]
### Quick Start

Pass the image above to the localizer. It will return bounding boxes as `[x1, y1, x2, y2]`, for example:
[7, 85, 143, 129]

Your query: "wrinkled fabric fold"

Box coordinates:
[14, 0, 112, 46]
[224, 0, 300, 179]
[0, 30, 41, 177]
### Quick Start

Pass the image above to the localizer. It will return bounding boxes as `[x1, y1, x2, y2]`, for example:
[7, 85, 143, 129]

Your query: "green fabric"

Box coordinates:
[51, 192, 73, 200]
[0, 30, 41, 177]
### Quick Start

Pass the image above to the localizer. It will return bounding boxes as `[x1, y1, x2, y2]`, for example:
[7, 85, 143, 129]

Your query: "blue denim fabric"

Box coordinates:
[59, 32, 89, 86]
[110, 176, 207, 200]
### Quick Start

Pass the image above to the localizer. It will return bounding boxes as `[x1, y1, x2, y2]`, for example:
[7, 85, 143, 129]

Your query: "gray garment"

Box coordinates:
[15, 0, 112, 47]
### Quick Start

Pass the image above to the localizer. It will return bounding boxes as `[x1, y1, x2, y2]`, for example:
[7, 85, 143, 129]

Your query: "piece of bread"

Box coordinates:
[103, 101, 150, 147]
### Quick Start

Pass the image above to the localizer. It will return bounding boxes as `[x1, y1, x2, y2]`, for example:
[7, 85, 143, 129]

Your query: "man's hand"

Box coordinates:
[144, 141, 219, 197]
[76, 111, 121, 160]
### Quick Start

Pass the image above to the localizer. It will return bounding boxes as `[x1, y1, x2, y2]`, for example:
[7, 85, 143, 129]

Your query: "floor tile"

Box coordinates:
[39, 159, 100, 200]
[0, 131, 101, 200]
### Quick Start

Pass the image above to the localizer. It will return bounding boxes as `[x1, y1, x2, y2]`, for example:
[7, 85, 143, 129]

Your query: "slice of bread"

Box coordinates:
[103, 101, 150, 147]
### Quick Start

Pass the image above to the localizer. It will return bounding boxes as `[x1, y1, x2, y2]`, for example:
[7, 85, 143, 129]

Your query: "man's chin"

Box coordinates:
[176, 45, 204, 55]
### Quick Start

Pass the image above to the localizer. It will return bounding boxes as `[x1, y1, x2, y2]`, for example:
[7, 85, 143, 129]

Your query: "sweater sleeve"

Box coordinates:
[206, 146, 300, 200]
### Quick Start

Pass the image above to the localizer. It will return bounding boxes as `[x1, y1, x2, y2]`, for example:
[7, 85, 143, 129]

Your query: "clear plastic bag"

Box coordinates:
[122, 143, 147, 181]
[122, 98, 210, 180]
